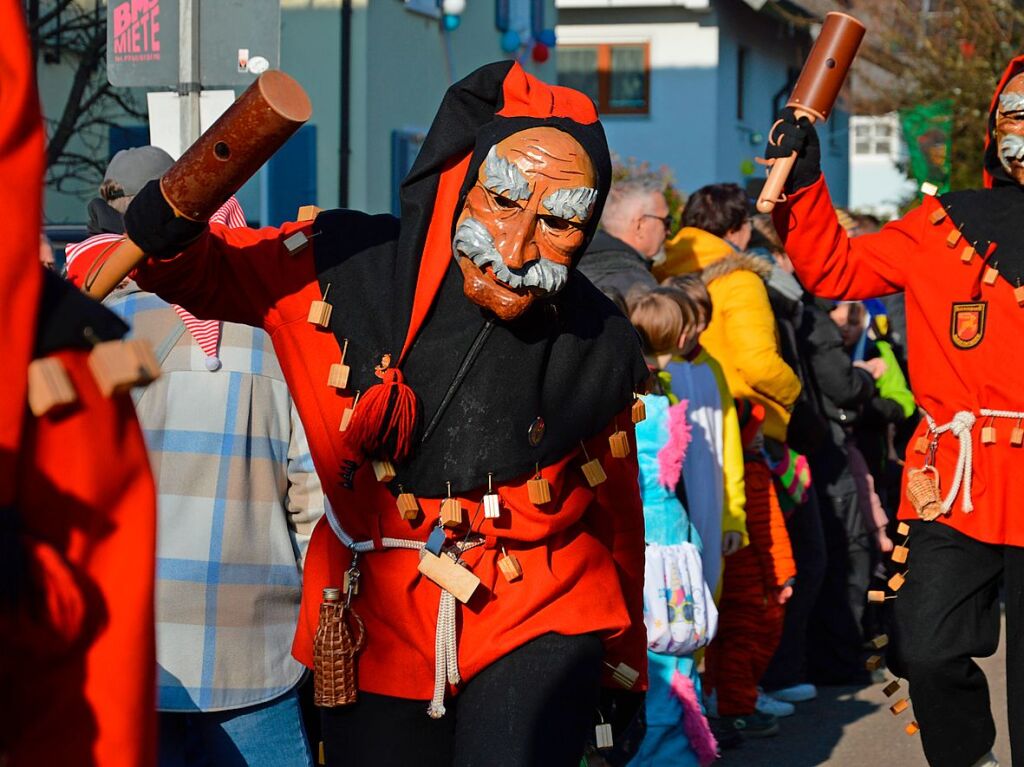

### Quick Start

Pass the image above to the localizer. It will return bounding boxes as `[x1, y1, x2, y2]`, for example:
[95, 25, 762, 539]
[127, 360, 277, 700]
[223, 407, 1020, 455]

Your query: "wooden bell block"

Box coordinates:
[983, 265, 999, 286]
[372, 460, 396, 483]
[339, 407, 354, 432]
[439, 497, 463, 528]
[946, 229, 962, 248]
[961, 245, 976, 264]
[318, 740, 326, 766]
[870, 633, 889, 650]
[27, 357, 77, 416]
[1016, 284, 1024, 307]
[328, 363, 350, 390]
[88, 339, 161, 396]
[581, 458, 607, 488]
[631, 398, 647, 424]
[608, 431, 631, 458]
[892, 545, 909, 564]
[890, 698, 910, 716]
[1011, 427, 1024, 448]
[866, 655, 883, 671]
[921, 182, 939, 197]
[497, 553, 523, 582]
[308, 300, 333, 327]
[867, 590, 887, 604]
[928, 208, 947, 225]
[527, 476, 551, 505]
[396, 493, 420, 521]
[913, 436, 930, 454]
[595, 723, 614, 750]
[981, 425, 997, 445]
[889, 572, 906, 592]
[296, 204, 323, 222]
[905, 721, 920, 736]
[610, 662, 640, 689]
[283, 231, 310, 255]
[897, 522, 911, 537]
[883, 680, 901, 697]
[483, 492, 502, 520]
[417, 550, 480, 603]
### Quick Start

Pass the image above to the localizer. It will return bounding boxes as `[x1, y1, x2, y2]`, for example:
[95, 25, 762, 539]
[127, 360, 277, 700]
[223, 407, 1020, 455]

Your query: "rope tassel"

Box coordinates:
[344, 368, 420, 463]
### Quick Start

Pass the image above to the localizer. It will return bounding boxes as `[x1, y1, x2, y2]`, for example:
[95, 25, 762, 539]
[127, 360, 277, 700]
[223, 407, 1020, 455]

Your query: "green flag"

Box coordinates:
[899, 100, 953, 193]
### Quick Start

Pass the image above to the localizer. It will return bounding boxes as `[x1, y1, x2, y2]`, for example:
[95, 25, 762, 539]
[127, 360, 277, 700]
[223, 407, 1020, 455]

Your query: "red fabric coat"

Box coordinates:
[133, 222, 649, 699]
[774, 176, 1023, 546]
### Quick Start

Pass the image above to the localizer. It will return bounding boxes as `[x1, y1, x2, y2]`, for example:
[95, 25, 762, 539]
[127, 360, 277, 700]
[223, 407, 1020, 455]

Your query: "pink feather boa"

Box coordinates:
[670, 669, 719, 766]
[657, 399, 692, 492]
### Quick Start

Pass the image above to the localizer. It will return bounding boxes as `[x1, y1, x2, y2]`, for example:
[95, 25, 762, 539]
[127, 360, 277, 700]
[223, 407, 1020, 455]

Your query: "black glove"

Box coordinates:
[764, 107, 822, 194]
[124, 179, 207, 259]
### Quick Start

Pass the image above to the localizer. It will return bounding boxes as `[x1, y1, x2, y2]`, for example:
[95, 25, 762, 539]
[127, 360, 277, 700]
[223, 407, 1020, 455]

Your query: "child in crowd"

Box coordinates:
[626, 289, 718, 767]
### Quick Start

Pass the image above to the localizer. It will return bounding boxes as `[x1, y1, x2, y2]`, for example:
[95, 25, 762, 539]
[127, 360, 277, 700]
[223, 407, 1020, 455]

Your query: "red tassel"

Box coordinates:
[344, 368, 420, 463]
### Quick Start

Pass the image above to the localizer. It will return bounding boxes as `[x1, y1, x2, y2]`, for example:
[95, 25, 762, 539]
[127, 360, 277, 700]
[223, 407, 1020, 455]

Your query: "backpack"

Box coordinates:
[643, 542, 718, 656]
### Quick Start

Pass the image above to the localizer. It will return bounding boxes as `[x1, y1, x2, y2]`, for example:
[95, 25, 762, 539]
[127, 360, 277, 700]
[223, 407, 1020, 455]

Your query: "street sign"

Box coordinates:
[108, 0, 280, 88]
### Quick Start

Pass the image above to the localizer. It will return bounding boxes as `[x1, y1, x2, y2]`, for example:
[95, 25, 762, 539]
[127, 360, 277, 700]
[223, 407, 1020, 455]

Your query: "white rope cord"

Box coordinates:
[980, 408, 1024, 420]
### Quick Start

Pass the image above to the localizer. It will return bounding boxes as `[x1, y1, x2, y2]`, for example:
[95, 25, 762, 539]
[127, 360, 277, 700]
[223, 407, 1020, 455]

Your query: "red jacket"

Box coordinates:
[774, 177, 1023, 546]
[133, 223, 649, 699]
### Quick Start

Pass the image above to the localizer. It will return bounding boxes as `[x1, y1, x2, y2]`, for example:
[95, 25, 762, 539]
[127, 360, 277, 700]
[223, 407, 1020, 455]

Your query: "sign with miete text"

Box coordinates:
[107, 0, 280, 88]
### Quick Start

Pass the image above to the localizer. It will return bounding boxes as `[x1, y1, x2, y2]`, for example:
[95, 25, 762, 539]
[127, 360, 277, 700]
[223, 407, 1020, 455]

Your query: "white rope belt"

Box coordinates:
[921, 408, 1024, 513]
[323, 498, 481, 718]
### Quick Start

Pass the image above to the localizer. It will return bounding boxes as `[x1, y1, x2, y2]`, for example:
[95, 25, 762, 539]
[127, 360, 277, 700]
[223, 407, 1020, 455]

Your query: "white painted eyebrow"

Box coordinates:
[999, 93, 1024, 113]
[483, 145, 531, 201]
[542, 187, 599, 221]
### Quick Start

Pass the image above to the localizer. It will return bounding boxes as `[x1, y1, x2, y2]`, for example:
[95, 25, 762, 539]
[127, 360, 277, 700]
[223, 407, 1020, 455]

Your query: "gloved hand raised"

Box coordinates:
[764, 107, 822, 194]
[124, 179, 207, 259]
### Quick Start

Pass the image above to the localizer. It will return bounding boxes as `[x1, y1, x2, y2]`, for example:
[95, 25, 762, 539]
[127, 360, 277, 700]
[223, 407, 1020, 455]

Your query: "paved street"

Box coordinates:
[718, 627, 1010, 766]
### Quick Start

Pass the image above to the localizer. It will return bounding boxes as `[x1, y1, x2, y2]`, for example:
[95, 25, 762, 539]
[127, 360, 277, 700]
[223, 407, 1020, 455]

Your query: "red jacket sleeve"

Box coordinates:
[773, 175, 929, 300]
[585, 410, 648, 690]
[132, 221, 317, 332]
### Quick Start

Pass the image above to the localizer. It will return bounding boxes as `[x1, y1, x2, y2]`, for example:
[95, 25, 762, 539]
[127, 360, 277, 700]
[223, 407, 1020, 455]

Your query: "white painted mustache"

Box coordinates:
[452, 217, 569, 294]
[998, 133, 1024, 172]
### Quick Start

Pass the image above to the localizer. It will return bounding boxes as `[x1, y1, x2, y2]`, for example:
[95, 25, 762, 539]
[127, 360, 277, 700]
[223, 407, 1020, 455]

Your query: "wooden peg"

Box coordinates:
[1016, 283, 1024, 307]
[296, 204, 322, 222]
[867, 590, 888, 603]
[631, 396, 646, 424]
[417, 550, 480, 603]
[497, 548, 523, 582]
[372, 459, 395, 483]
[897, 521, 911, 537]
[913, 436, 930, 455]
[983, 265, 999, 286]
[483, 473, 501, 519]
[440, 482, 463, 528]
[284, 231, 310, 255]
[1011, 424, 1024, 448]
[928, 208, 947, 225]
[607, 661, 640, 689]
[982, 423, 997, 445]
[595, 723, 614, 750]
[946, 229, 962, 248]
[960, 244, 976, 264]
[328, 340, 351, 389]
[527, 471, 551, 505]
[27, 357, 77, 416]
[88, 339, 161, 396]
[883, 680, 901, 697]
[870, 634, 889, 650]
[308, 284, 333, 327]
[396, 487, 420, 521]
[905, 721, 920, 736]
[609, 429, 630, 458]
[892, 544, 909, 564]
[866, 655, 883, 671]
[888, 572, 906, 591]
[890, 698, 910, 716]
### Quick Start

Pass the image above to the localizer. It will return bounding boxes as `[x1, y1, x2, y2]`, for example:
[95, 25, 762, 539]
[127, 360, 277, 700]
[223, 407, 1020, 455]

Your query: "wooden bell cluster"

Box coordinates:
[979, 415, 1024, 448]
[927, 197, 1018, 299]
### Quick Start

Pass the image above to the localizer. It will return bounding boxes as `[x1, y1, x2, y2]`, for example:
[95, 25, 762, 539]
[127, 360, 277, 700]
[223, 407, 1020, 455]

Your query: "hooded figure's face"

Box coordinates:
[453, 127, 598, 320]
[995, 73, 1024, 185]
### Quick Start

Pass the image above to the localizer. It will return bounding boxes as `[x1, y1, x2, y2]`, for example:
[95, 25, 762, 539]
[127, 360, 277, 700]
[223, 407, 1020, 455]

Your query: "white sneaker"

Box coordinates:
[765, 683, 817, 703]
[756, 691, 795, 718]
[970, 752, 999, 767]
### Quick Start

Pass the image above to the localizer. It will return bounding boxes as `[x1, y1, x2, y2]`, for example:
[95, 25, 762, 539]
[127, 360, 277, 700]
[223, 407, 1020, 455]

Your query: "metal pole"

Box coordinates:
[179, 0, 201, 154]
[339, 0, 351, 208]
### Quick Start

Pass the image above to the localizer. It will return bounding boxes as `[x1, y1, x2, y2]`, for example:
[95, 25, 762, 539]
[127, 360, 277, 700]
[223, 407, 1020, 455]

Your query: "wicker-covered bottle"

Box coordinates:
[313, 587, 365, 706]
[906, 465, 943, 521]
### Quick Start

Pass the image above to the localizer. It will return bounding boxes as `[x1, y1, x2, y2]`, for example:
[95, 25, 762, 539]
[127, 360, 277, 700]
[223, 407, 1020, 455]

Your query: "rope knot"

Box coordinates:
[950, 411, 976, 437]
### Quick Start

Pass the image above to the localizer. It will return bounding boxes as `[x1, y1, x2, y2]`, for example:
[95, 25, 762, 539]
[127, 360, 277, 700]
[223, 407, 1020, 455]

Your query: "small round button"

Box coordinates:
[528, 417, 546, 446]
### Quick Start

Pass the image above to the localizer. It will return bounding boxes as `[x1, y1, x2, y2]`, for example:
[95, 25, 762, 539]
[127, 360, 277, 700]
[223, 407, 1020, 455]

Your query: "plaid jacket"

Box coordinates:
[106, 283, 325, 712]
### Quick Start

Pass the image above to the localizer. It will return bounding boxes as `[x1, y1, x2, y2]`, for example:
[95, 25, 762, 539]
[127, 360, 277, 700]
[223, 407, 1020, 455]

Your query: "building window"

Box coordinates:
[852, 115, 901, 158]
[557, 43, 650, 115]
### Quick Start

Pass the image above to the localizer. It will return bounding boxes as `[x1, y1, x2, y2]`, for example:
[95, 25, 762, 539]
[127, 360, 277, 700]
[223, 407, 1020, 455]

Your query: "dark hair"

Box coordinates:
[681, 183, 749, 237]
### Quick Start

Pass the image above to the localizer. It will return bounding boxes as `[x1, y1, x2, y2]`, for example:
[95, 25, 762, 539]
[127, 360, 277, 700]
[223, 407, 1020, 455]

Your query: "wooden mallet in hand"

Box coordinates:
[756, 12, 866, 214]
[83, 70, 312, 299]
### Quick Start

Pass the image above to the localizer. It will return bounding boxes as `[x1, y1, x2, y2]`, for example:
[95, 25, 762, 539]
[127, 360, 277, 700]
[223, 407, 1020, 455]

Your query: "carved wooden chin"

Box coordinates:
[457, 256, 535, 321]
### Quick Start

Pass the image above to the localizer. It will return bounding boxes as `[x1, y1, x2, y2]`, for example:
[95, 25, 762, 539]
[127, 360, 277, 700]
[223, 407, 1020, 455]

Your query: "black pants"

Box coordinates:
[321, 632, 603, 766]
[762, 486, 827, 691]
[891, 521, 1024, 767]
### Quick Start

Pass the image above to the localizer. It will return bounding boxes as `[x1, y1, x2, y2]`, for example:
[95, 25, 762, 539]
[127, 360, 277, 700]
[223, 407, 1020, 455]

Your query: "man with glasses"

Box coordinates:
[577, 175, 670, 300]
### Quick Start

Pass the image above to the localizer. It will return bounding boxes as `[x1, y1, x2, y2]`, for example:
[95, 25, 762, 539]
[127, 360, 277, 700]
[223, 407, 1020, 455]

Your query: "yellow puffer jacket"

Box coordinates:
[656, 227, 801, 442]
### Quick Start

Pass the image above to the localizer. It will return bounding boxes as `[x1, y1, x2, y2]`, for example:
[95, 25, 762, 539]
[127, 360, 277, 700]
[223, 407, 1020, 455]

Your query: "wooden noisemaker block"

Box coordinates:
[1011, 425, 1024, 448]
[870, 634, 889, 650]
[339, 390, 360, 432]
[608, 662, 640, 689]
[897, 522, 911, 537]
[483, 473, 501, 519]
[892, 544, 909, 564]
[1016, 284, 1024, 306]
[497, 550, 523, 582]
[946, 229, 962, 248]
[888, 572, 906, 592]
[580, 441, 607, 488]
[982, 423, 997, 445]
[396, 488, 419, 521]
[296, 204, 322, 221]
[608, 429, 630, 458]
[983, 265, 999, 286]
[527, 474, 551, 505]
[595, 723, 614, 750]
[308, 283, 333, 328]
[866, 655, 883, 671]
[905, 721, 920, 736]
[439, 484, 462, 528]
[913, 436, 930, 454]
[417, 550, 480, 603]
[867, 590, 887, 604]
[27, 357, 77, 416]
[372, 460, 395, 483]
[928, 208, 947, 225]
[890, 699, 910, 716]
[328, 340, 351, 389]
[631, 397, 646, 424]
[88, 339, 161, 396]
[283, 231, 310, 255]
[961, 245, 976, 264]
[883, 680, 901, 697]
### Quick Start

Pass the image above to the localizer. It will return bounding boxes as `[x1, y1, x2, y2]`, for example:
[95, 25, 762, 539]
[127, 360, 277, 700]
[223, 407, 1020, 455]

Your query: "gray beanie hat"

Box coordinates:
[103, 146, 175, 198]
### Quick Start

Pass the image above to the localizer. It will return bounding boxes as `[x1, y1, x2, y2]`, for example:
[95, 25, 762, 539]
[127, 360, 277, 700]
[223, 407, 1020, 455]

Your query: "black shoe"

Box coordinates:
[719, 711, 780, 738]
[709, 718, 743, 751]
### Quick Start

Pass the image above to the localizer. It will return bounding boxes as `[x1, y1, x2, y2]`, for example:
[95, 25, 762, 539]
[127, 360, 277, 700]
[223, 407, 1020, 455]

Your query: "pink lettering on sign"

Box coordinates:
[112, 0, 162, 62]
